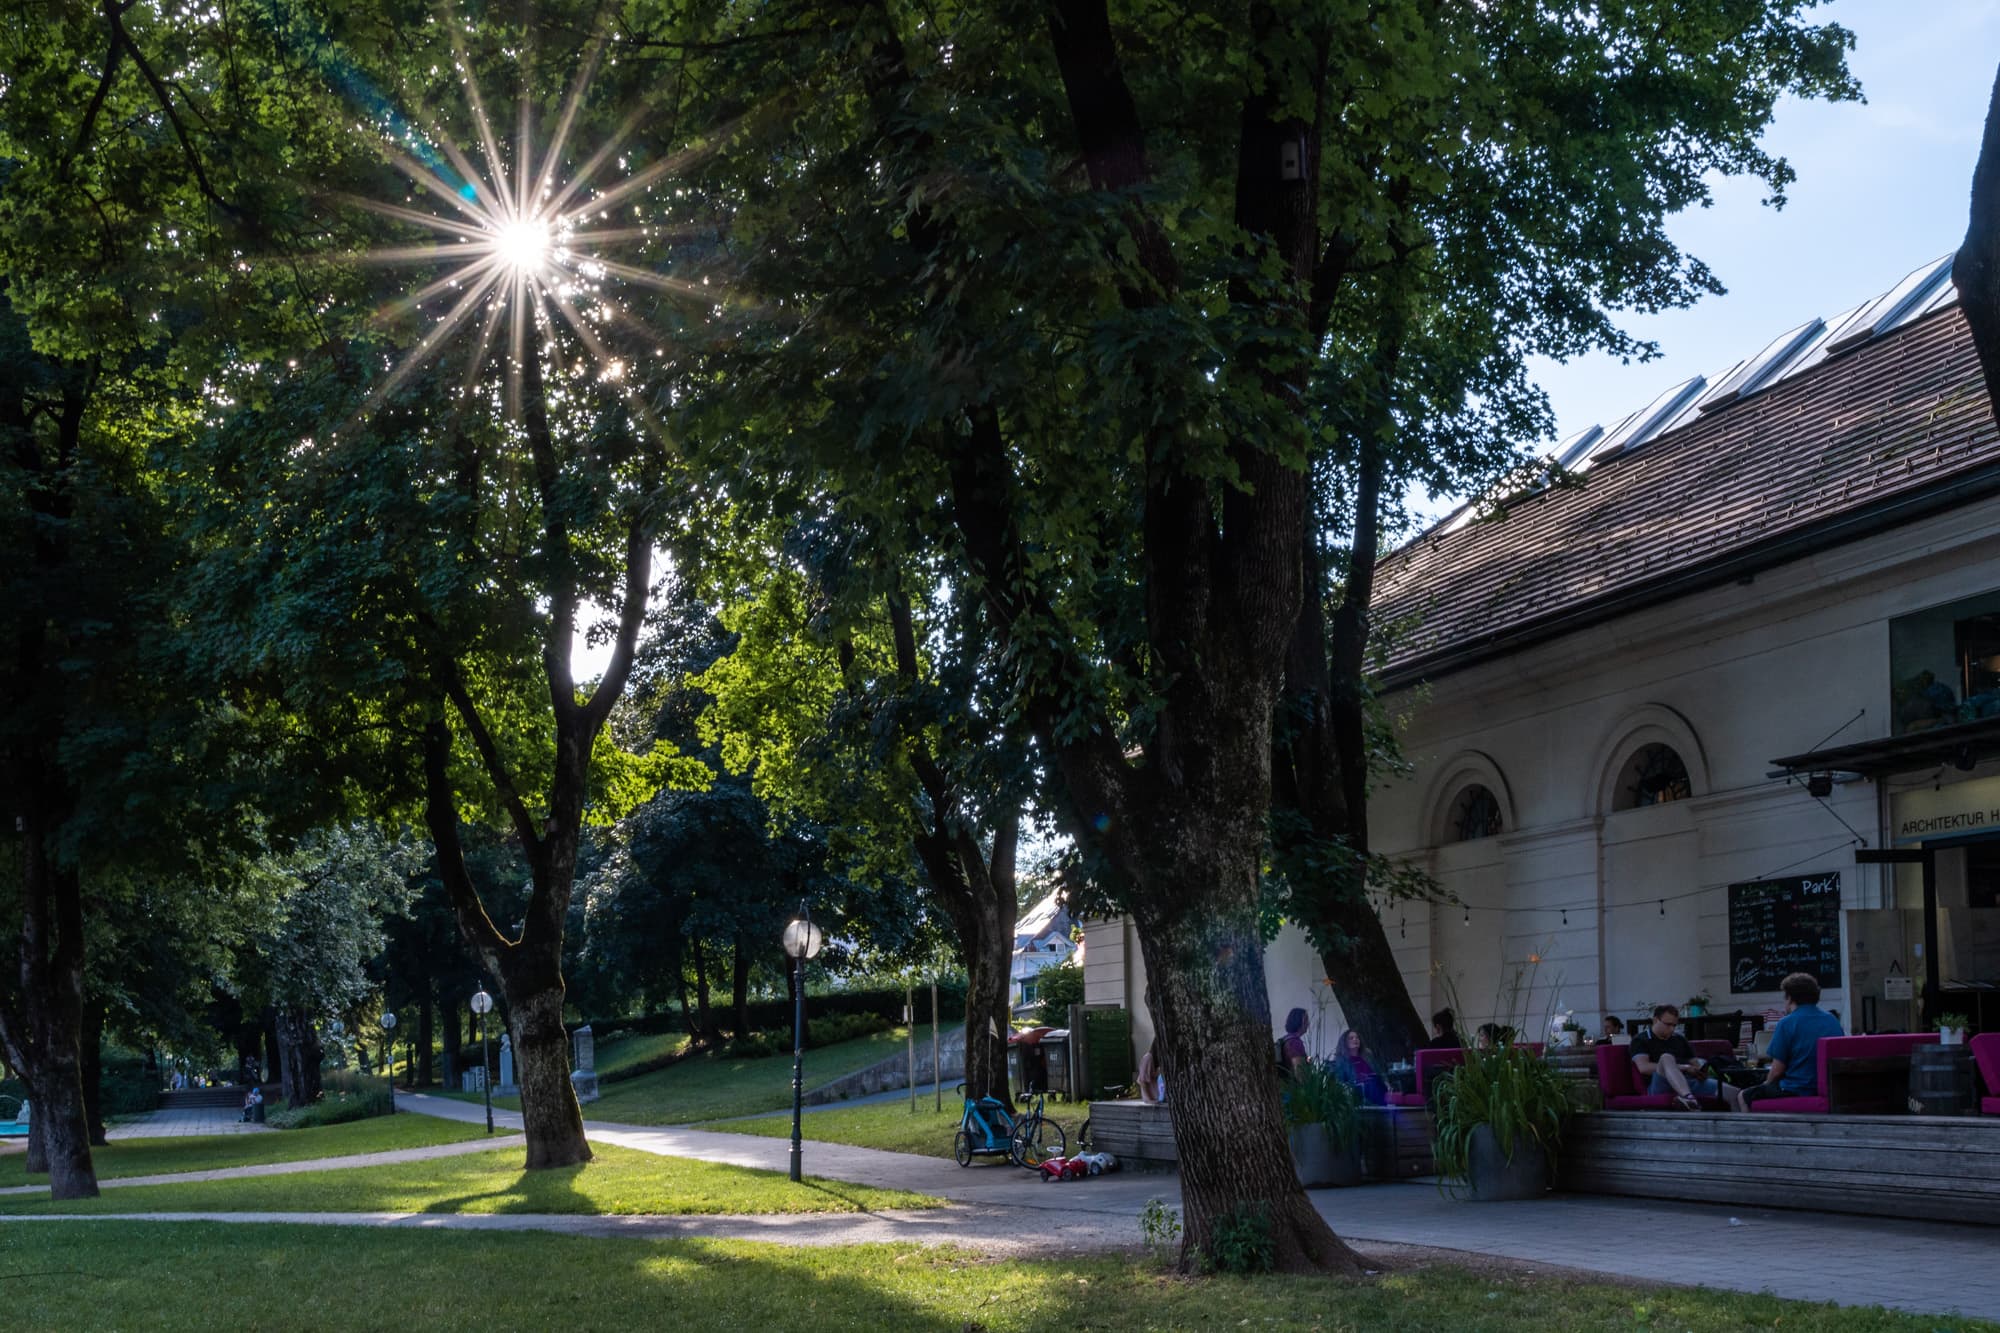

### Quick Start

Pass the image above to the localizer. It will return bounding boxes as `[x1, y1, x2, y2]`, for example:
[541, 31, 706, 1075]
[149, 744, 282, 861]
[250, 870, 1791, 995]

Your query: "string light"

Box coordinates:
[1658, 899, 1666, 917]
[1399, 917, 1407, 940]
[1560, 908, 1568, 926]
[1462, 906, 1470, 926]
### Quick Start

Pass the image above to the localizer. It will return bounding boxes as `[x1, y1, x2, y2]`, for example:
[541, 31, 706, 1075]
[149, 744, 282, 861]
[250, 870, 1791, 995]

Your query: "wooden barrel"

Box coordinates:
[1907, 1043, 1976, 1116]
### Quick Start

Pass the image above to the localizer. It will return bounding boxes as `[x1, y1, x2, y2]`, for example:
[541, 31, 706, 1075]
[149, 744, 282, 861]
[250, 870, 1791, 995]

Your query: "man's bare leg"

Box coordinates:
[1654, 1053, 1694, 1098]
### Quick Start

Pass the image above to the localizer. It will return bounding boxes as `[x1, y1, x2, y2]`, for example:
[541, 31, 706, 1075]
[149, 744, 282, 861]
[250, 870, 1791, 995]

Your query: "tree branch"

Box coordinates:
[420, 720, 514, 961]
[1956, 60, 2000, 411]
[112, 8, 232, 216]
[580, 513, 652, 730]
[437, 669, 544, 860]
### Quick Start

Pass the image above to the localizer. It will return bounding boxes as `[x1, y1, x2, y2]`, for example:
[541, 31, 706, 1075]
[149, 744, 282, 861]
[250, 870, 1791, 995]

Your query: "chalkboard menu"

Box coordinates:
[1728, 873, 1843, 994]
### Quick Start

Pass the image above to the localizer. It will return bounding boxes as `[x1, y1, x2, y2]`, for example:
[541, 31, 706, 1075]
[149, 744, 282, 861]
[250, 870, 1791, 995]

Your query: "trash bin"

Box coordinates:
[1040, 1029, 1072, 1099]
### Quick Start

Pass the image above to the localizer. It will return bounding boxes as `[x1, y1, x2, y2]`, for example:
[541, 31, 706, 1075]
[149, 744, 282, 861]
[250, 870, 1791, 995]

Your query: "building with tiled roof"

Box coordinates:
[1367, 255, 2000, 1040]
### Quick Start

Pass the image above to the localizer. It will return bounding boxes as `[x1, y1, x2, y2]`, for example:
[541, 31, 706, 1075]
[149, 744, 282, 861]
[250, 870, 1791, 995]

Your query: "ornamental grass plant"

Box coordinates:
[1430, 1041, 1571, 1187]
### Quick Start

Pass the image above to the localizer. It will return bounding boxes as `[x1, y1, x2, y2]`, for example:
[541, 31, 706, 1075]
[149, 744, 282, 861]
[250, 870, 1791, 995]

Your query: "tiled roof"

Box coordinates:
[1372, 306, 2000, 686]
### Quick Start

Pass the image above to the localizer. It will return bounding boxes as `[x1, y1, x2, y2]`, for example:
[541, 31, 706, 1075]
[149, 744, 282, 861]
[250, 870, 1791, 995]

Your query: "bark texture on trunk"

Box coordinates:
[730, 940, 751, 1038]
[417, 988, 435, 1086]
[1957, 61, 2000, 410]
[509, 986, 587, 1170]
[693, 940, 716, 1043]
[276, 1007, 324, 1108]
[81, 998, 106, 1146]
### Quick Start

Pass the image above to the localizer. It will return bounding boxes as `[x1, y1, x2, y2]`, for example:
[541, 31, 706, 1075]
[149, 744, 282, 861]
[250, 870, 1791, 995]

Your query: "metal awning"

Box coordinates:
[1770, 715, 2000, 778]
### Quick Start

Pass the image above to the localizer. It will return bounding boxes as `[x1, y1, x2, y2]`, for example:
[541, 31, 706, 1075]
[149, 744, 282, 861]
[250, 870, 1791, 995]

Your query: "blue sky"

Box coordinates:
[1521, 0, 2000, 458]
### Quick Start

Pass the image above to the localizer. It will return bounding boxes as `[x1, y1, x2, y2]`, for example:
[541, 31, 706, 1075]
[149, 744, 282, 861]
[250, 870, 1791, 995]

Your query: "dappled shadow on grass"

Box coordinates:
[0, 1223, 1983, 1332]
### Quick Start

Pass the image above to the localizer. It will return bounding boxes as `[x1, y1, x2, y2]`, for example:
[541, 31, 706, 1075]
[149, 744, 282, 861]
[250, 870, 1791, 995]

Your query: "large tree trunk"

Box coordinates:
[23, 1036, 96, 1200]
[1278, 444, 1427, 1066]
[692, 939, 717, 1044]
[24, 1113, 46, 1175]
[275, 1008, 324, 1108]
[926, 851, 1015, 1104]
[417, 985, 435, 1086]
[80, 997, 107, 1146]
[0, 832, 99, 1199]
[1957, 61, 2000, 409]
[442, 995, 463, 1083]
[506, 984, 587, 1168]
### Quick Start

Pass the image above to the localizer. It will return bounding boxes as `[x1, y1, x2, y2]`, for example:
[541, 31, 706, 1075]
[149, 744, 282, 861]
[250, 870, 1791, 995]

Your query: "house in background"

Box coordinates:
[1086, 253, 2000, 1053]
[1012, 889, 1078, 1014]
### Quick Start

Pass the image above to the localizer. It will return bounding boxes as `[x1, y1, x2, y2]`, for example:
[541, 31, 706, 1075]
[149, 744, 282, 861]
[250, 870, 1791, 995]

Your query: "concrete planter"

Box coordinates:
[1289, 1124, 1363, 1188]
[1466, 1124, 1548, 1201]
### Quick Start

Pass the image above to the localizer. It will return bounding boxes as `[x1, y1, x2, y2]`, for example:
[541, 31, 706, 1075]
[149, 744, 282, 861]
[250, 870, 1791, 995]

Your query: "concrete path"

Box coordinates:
[0, 1133, 522, 1197]
[394, 1094, 2000, 1322]
[7, 1090, 1995, 1321]
[108, 1105, 275, 1139]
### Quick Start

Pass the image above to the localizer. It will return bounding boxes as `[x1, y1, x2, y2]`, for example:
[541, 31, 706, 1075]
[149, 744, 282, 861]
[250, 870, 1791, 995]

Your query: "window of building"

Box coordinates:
[1889, 590, 2000, 735]
[1616, 743, 1691, 809]
[1446, 785, 1504, 841]
[1021, 979, 1038, 1005]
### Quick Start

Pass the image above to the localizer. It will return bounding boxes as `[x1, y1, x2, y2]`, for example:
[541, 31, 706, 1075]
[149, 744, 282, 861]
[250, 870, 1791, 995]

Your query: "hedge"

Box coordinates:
[585, 982, 967, 1041]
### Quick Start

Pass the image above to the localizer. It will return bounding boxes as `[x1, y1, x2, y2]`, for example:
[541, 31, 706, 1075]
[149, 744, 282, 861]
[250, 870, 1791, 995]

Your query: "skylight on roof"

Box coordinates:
[1589, 376, 1706, 459]
[1823, 254, 1955, 356]
[1697, 318, 1824, 413]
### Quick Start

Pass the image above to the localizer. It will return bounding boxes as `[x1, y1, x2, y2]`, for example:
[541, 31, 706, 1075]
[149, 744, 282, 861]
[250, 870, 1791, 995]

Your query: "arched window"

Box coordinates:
[1615, 743, 1692, 810]
[1446, 785, 1504, 841]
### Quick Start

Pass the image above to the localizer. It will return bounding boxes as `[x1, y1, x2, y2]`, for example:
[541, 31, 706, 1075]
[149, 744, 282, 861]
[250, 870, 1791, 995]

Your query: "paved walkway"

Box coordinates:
[394, 1093, 2000, 1321]
[0, 1134, 522, 1197]
[107, 1105, 275, 1139]
[6, 1090, 1996, 1321]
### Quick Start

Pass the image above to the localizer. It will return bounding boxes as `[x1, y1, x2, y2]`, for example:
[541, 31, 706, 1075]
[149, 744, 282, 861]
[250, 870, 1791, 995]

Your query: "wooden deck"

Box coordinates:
[1560, 1111, 2000, 1226]
[1088, 1100, 1437, 1181]
[1088, 1099, 1177, 1163]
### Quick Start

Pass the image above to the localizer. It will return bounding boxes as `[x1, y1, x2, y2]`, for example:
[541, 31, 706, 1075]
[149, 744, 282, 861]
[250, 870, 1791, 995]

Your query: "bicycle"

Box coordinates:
[1008, 1091, 1067, 1169]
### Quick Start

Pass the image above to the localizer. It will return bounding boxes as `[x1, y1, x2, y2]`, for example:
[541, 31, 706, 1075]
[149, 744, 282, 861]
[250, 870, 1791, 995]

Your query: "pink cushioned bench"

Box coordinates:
[1972, 1033, 2000, 1116]
[1386, 1047, 1463, 1108]
[1595, 1042, 1725, 1110]
[1749, 1031, 1939, 1114]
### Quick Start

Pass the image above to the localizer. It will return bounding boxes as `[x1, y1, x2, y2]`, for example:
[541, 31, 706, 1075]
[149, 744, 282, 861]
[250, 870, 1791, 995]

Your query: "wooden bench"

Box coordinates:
[1559, 1109, 2000, 1226]
[1087, 1099, 1177, 1164]
[1358, 1105, 1433, 1180]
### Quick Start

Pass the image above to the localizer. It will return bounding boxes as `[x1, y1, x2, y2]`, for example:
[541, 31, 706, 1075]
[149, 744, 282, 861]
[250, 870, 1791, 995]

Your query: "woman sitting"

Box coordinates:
[1331, 1029, 1388, 1105]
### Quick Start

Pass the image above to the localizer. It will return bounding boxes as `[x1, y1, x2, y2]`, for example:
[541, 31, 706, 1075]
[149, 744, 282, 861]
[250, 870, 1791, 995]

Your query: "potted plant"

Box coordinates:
[1282, 1062, 1363, 1187]
[1432, 1043, 1570, 1202]
[1684, 990, 1712, 1018]
[1937, 1013, 1972, 1047]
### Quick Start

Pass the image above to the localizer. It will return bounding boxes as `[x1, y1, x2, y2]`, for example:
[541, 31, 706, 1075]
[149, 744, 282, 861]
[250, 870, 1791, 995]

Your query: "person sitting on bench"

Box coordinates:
[1631, 1004, 1718, 1110]
[1724, 971, 1841, 1112]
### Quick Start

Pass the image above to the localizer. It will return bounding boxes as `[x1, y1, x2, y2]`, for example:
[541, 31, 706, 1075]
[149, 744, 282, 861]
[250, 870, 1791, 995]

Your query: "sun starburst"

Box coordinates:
[337, 15, 704, 443]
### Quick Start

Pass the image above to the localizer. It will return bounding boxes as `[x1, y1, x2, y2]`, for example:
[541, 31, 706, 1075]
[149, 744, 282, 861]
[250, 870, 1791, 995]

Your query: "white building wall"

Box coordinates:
[1077, 498, 2000, 1055]
[1373, 499, 2000, 1033]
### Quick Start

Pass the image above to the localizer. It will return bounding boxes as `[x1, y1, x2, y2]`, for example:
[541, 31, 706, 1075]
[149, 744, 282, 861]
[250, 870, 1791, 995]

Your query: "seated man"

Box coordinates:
[1630, 1004, 1718, 1110]
[1420, 1007, 1461, 1050]
[1724, 971, 1842, 1111]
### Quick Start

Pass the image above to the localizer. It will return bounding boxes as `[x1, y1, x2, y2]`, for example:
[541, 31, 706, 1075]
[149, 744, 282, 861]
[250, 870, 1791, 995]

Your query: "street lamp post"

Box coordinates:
[380, 1011, 398, 1114]
[470, 988, 495, 1135]
[780, 905, 825, 1184]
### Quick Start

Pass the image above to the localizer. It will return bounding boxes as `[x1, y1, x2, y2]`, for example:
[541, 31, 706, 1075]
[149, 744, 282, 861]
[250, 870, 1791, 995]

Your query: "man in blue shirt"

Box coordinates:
[1724, 972, 1843, 1111]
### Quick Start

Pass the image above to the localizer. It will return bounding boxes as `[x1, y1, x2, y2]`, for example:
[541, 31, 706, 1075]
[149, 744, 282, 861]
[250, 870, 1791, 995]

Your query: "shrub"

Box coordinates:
[1203, 1203, 1275, 1275]
[582, 983, 966, 1041]
[266, 1069, 393, 1129]
[99, 1047, 159, 1116]
[719, 1011, 894, 1060]
[1032, 962, 1085, 1027]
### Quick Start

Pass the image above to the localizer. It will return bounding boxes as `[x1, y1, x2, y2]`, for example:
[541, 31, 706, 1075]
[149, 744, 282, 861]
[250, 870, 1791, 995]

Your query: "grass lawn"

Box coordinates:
[575, 1028, 925, 1125]
[0, 1115, 498, 1184]
[700, 1101, 967, 1158]
[434, 1029, 922, 1123]
[0, 1223, 1988, 1332]
[0, 1142, 934, 1217]
[596, 1029, 694, 1078]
